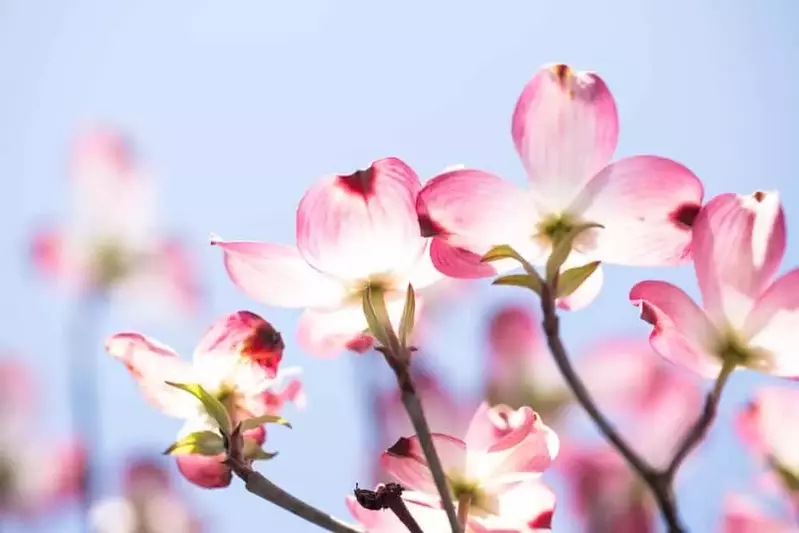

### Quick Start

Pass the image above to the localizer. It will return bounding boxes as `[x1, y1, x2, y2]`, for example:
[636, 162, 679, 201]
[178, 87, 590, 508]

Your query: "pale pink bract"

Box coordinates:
[631, 191, 799, 378]
[416, 63, 704, 310]
[212, 157, 445, 358]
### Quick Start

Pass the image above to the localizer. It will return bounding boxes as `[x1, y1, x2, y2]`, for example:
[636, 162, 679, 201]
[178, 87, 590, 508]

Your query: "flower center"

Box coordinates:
[715, 331, 769, 370]
[92, 239, 134, 287]
[534, 212, 599, 254]
[447, 475, 495, 517]
[346, 275, 397, 305]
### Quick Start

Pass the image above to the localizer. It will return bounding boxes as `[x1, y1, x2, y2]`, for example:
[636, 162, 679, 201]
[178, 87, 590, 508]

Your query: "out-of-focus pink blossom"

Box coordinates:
[0, 360, 85, 518]
[212, 157, 447, 358]
[559, 340, 702, 532]
[632, 191, 799, 379]
[559, 445, 654, 533]
[381, 402, 558, 530]
[416, 63, 703, 310]
[90, 458, 201, 533]
[105, 311, 301, 488]
[737, 387, 799, 501]
[30, 128, 200, 316]
[485, 305, 570, 422]
[721, 495, 796, 533]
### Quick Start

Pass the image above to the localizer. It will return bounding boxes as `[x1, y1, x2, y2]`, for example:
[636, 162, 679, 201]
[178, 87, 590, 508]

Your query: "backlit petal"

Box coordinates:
[629, 281, 720, 378]
[743, 268, 799, 377]
[193, 311, 284, 379]
[512, 64, 618, 210]
[105, 333, 196, 417]
[211, 237, 346, 308]
[296, 157, 425, 280]
[692, 191, 785, 326]
[381, 435, 467, 494]
[416, 169, 539, 278]
[571, 156, 703, 265]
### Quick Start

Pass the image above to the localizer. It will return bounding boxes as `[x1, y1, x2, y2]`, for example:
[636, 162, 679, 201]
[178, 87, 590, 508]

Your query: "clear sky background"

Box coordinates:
[2, 1, 799, 532]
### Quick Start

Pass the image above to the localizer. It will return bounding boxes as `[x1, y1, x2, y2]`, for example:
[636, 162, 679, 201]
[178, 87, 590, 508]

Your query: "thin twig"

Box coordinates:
[381, 349, 462, 533]
[665, 362, 735, 480]
[228, 459, 364, 533]
[538, 282, 686, 533]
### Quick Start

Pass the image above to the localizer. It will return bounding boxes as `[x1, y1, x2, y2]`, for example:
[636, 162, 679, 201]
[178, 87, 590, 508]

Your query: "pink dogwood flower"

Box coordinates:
[0, 359, 85, 518]
[381, 402, 558, 530]
[31, 127, 199, 316]
[631, 191, 799, 379]
[212, 157, 445, 357]
[90, 458, 201, 533]
[105, 311, 300, 488]
[416, 63, 704, 310]
[721, 495, 796, 533]
[737, 386, 799, 502]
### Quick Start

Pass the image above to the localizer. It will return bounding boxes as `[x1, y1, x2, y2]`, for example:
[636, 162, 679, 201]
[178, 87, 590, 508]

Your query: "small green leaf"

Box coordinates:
[164, 431, 225, 456]
[492, 274, 542, 295]
[166, 382, 232, 435]
[545, 223, 603, 283]
[398, 284, 416, 349]
[480, 245, 535, 274]
[362, 285, 399, 352]
[239, 414, 293, 432]
[556, 261, 601, 297]
[242, 437, 279, 461]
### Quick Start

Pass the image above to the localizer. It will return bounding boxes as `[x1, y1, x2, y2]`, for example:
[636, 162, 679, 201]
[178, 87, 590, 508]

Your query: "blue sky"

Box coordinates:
[2, 0, 799, 531]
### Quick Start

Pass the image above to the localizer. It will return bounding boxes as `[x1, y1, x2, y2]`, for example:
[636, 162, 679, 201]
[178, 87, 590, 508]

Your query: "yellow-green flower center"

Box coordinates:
[92, 240, 134, 287]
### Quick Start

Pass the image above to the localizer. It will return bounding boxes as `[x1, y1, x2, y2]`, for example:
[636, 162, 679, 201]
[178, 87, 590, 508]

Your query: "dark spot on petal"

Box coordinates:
[346, 334, 374, 354]
[669, 203, 701, 230]
[639, 302, 658, 327]
[243, 322, 285, 375]
[753, 191, 766, 202]
[387, 437, 412, 457]
[551, 64, 571, 85]
[529, 510, 554, 529]
[418, 212, 446, 238]
[338, 167, 375, 197]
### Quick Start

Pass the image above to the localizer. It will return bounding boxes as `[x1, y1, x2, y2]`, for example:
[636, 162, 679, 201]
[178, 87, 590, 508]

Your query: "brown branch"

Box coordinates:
[538, 282, 686, 533]
[665, 362, 734, 480]
[380, 348, 462, 533]
[227, 458, 364, 533]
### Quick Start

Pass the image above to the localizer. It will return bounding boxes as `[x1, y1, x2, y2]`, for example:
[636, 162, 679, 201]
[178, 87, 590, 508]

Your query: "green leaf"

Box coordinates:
[242, 437, 279, 461]
[492, 274, 542, 295]
[545, 223, 604, 283]
[362, 285, 399, 352]
[398, 284, 416, 349]
[165, 382, 232, 435]
[556, 261, 601, 297]
[480, 245, 535, 274]
[164, 431, 225, 456]
[239, 414, 293, 432]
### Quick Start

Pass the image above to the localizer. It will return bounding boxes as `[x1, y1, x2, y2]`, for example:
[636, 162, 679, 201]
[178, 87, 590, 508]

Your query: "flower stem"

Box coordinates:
[67, 292, 105, 532]
[665, 361, 735, 480]
[538, 281, 686, 533]
[456, 494, 471, 527]
[227, 459, 364, 533]
[380, 349, 462, 533]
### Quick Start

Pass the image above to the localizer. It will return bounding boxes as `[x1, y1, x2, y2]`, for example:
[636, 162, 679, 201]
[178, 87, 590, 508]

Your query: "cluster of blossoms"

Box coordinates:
[87, 61, 799, 533]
